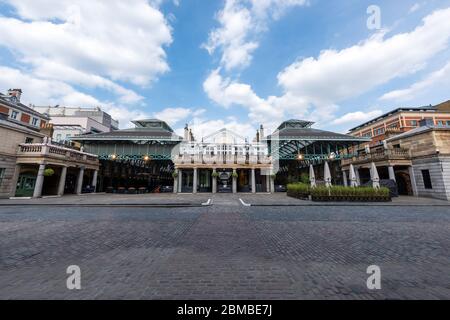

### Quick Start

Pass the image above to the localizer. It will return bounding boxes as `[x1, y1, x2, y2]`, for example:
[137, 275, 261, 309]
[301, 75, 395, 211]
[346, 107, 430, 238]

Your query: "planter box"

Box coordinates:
[312, 195, 391, 202]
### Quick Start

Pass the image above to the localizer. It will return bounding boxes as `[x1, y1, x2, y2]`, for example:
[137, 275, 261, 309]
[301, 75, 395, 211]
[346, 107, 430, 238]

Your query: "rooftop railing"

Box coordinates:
[18, 142, 98, 164]
[341, 148, 410, 166]
[174, 153, 272, 166]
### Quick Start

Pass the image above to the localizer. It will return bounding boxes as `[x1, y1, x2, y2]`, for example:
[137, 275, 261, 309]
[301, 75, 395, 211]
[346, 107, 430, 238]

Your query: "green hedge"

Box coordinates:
[287, 183, 391, 202]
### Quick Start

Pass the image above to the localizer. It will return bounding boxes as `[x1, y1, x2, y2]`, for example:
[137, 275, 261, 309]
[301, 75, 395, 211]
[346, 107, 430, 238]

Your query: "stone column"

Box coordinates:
[355, 167, 361, 186]
[57, 166, 67, 196]
[33, 164, 46, 198]
[173, 170, 178, 194]
[251, 168, 256, 193]
[408, 166, 418, 197]
[265, 173, 270, 193]
[342, 170, 348, 187]
[178, 169, 183, 193]
[91, 170, 98, 193]
[212, 168, 217, 194]
[270, 170, 275, 194]
[9, 164, 21, 198]
[76, 166, 85, 195]
[193, 167, 198, 194]
[388, 166, 396, 182]
[232, 169, 237, 194]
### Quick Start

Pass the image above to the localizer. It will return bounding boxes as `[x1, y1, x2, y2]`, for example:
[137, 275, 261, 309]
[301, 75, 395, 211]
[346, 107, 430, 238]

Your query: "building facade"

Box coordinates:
[0, 89, 50, 130]
[0, 90, 100, 199]
[386, 122, 450, 201]
[348, 100, 450, 146]
[0, 113, 46, 198]
[343, 100, 450, 201]
[32, 106, 119, 143]
[74, 119, 368, 194]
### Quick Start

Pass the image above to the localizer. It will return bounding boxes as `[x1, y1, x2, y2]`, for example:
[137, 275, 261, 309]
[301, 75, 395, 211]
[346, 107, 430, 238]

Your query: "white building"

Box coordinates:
[32, 106, 119, 143]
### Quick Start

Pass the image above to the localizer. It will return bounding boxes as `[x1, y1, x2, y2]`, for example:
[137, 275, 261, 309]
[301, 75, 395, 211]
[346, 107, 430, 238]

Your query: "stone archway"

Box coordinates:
[395, 171, 413, 195]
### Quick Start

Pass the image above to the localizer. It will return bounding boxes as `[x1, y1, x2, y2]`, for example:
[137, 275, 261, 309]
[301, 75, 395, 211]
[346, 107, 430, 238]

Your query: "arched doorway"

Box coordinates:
[396, 171, 413, 195]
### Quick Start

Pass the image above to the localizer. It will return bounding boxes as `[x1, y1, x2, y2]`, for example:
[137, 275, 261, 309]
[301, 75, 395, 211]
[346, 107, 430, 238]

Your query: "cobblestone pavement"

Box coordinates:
[0, 195, 449, 299]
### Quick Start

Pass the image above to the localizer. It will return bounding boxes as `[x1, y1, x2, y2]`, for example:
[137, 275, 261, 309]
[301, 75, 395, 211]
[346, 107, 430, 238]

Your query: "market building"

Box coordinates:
[74, 119, 369, 194]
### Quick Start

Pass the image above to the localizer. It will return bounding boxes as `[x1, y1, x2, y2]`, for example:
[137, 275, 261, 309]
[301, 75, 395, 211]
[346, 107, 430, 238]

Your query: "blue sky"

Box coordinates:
[0, 0, 449, 138]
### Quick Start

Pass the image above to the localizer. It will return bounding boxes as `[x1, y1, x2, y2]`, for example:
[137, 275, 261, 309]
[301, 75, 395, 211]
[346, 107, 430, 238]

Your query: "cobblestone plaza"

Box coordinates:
[0, 194, 449, 300]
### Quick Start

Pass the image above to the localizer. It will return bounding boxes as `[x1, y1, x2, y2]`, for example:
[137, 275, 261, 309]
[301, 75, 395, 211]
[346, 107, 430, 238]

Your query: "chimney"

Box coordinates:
[184, 124, 189, 141]
[8, 89, 22, 102]
[259, 124, 265, 140]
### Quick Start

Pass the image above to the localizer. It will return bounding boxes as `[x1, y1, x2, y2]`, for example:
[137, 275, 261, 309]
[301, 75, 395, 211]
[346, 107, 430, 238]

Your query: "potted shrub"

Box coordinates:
[211, 172, 219, 178]
[232, 172, 239, 179]
[43, 168, 55, 177]
[172, 171, 179, 179]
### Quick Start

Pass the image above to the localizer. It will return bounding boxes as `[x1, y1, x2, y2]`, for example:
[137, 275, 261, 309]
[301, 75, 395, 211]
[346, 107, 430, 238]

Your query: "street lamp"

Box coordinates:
[143, 155, 150, 161]
[297, 154, 304, 160]
[111, 154, 117, 160]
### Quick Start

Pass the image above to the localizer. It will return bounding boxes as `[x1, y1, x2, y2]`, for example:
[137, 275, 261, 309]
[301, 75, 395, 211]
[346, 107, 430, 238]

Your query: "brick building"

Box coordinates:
[348, 100, 450, 146]
[0, 89, 50, 130]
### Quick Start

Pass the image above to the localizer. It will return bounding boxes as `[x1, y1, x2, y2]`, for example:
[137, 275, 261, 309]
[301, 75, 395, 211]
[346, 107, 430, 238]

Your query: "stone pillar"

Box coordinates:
[92, 170, 98, 193]
[270, 170, 275, 194]
[266, 173, 270, 193]
[232, 169, 237, 194]
[342, 170, 348, 187]
[57, 166, 67, 196]
[33, 164, 46, 198]
[9, 164, 21, 198]
[173, 170, 178, 194]
[212, 168, 217, 194]
[355, 167, 361, 186]
[251, 168, 256, 193]
[388, 166, 396, 182]
[178, 169, 183, 193]
[76, 166, 85, 195]
[193, 167, 198, 194]
[408, 166, 418, 197]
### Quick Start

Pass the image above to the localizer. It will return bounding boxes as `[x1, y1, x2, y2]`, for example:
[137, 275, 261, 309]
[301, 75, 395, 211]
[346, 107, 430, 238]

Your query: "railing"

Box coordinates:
[341, 148, 410, 166]
[18, 143, 99, 164]
[174, 153, 272, 166]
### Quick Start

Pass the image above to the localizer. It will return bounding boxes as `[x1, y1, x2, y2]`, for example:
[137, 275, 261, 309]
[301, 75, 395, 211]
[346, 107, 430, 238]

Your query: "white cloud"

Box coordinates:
[380, 60, 450, 102]
[203, 8, 450, 130]
[409, 3, 421, 14]
[0, 66, 150, 129]
[0, 0, 172, 102]
[277, 8, 450, 107]
[332, 110, 383, 126]
[203, 69, 284, 127]
[203, 0, 307, 70]
[153, 107, 193, 126]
